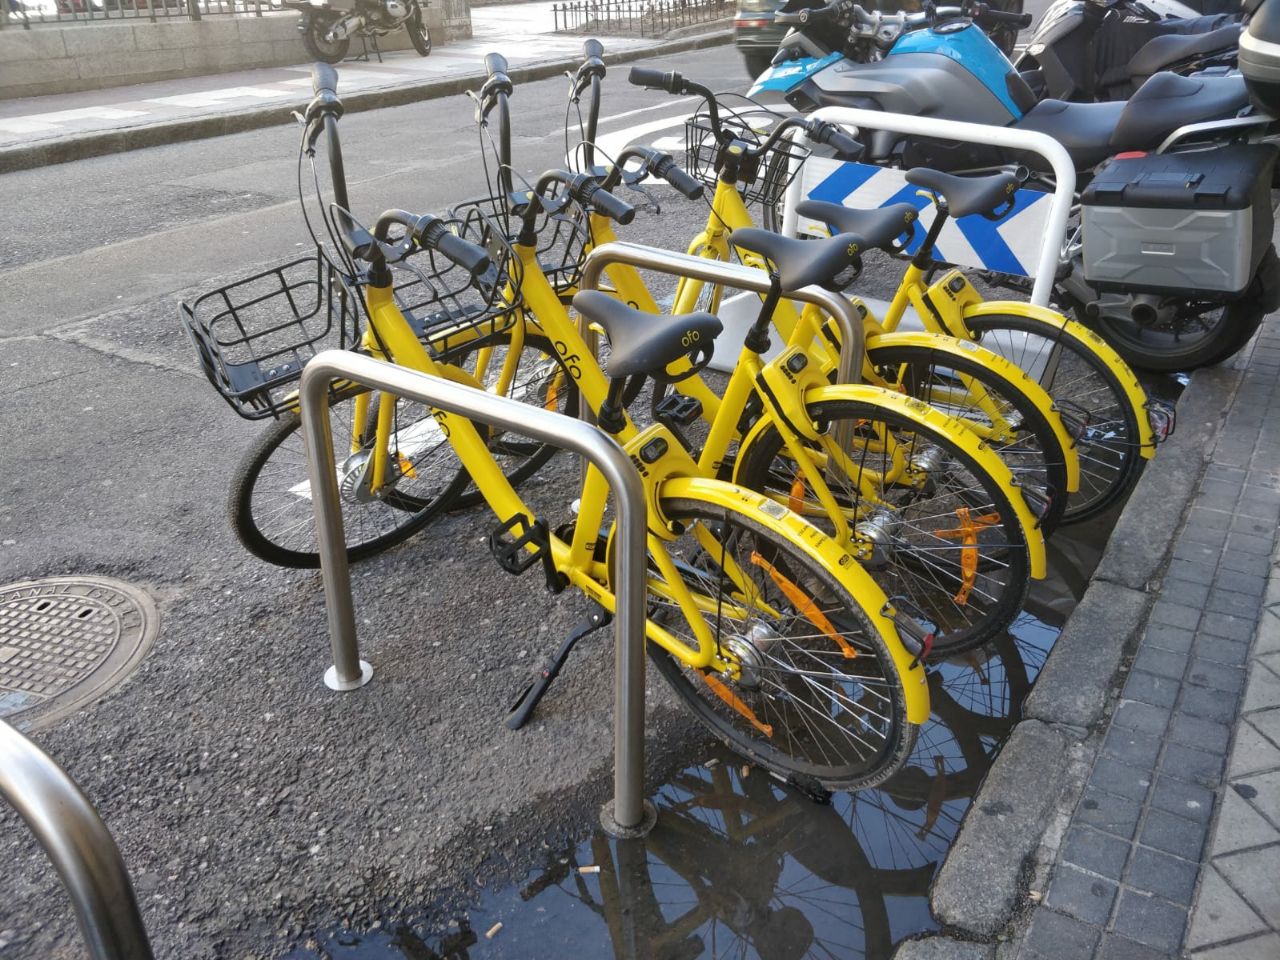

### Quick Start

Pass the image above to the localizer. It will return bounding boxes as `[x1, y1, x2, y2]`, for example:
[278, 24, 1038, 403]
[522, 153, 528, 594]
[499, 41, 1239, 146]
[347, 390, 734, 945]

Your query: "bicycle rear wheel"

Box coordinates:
[641, 495, 917, 793]
[866, 340, 1070, 535]
[230, 388, 466, 568]
[965, 313, 1145, 523]
[737, 397, 1032, 657]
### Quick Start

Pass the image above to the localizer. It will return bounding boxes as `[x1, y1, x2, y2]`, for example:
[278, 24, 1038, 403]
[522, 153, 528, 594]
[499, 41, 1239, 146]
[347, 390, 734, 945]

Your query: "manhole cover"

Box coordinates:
[0, 576, 158, 731]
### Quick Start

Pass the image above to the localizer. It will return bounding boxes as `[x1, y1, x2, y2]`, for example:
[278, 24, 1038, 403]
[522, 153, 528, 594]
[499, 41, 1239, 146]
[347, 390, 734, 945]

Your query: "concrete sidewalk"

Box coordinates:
[0, 3, 730, 171]
[892, 317, 1280, 959]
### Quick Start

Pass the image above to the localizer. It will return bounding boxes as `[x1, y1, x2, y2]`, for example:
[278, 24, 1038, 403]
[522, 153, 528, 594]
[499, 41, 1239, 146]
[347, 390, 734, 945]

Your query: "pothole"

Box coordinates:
[0, 576, 158, 731]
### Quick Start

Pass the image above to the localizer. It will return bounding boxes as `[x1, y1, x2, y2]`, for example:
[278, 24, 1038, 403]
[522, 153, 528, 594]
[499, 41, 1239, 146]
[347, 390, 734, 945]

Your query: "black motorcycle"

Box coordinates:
[1017, 0, 1242, 101]
[280, 0, 432, 64]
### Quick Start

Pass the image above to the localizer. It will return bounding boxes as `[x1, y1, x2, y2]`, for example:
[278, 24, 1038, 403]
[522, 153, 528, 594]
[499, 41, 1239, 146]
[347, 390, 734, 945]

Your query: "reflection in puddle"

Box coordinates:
[289, 514, 1114, 960]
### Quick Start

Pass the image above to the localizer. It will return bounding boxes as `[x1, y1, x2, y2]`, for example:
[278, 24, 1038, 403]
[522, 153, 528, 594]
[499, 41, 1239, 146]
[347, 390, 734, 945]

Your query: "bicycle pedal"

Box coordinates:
[654, 392, 703, 428]
[488, 514, 568, 593]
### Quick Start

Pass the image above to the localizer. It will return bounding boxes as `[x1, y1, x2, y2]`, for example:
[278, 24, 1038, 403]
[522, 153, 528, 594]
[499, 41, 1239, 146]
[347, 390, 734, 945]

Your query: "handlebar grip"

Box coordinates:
[435, 230, 492, 279]
[583, 38, 604, 59]
[484, 52, 509, 79]
[312, 63, 339, 97]
[628, 66, 681, 93]
[653, 155, 704, 200]
[825, 129, 863, 160]
[588, 185, 636, 225]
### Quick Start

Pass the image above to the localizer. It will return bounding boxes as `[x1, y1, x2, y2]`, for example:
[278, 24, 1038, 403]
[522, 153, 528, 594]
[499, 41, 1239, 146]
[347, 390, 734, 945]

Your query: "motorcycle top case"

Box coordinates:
[1080, 145, 1277, 297]
[1241, 0, 1280, 113]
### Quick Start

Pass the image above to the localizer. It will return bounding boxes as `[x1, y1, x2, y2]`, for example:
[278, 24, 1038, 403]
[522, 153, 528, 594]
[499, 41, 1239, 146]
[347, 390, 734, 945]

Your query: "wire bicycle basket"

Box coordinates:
[178, 255, 360, 421]
[684, 108, 810, 206]
[384, 205, 525, 358]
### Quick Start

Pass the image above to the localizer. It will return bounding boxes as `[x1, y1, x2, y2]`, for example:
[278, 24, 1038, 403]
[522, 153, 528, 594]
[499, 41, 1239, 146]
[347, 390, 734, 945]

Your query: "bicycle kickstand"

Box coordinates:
[506, 602, 613, 730]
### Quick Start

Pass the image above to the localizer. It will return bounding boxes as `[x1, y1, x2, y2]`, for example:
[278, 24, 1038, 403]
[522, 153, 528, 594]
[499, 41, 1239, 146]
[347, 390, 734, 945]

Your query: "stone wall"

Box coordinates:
[0, 3, 469, 100]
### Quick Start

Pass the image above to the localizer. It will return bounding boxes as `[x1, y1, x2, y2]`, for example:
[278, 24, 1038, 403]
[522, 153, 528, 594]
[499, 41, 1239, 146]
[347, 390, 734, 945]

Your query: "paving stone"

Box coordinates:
[1150, 600, 1204, 631]
[1259, 651, 1280, 675]
[1133, 646, 1189, 682]
[1046, 863, 1119, 925]
[1233, 768, 1280, 825]
[1167, 558, 1217, 586]
[1090, 756, 1154, 802]
[1215, 844, 1280, 925]
[1192, 933, 1280, 960]
[1112, 889, 1187, 953]
[1151, 775, 1215, 825]
[1211, 790, 1280, 856]
[1061, 825, 1131, 879]
[1226, 532, 1274, 558]
[1185, 865, 1268, 950]
[1123, 669, 1180, 710]
[892, 936, 994, 960]
[1207, 588, 1264, 619]
[1231, 514, 1276, 538]
[1174, 539, 1222, 564]
[1220, 551, 1270, 578]
[1186, 658, 1247, 695]
[1125, 846, 1199, 905]
[1077, 785, 1145, 840]
[1022, 908, 1101, 958]
[1095, 933, 1171, 960]
[1144, 623, 1195, 655]
[1200, 611, 1257, 643]
[1229, 719, 1280, 778]
[1185, 523, 1229, 548]
[1169, 714, 1232, 755]
[1113, 700, 1173, 737]
[1242, 664, 1280, 713]
[1221, 572, 1268, 599]
[1162, 743, 1226, 787]
[1255, 611, 1280, 655]
[1179, 684, 1239, 724]
[1246, 706, 1280, 754]
[1103, 728, 1163, 771]
[1191, 633, 1252, 667]
[1141, 808, 1209, 860]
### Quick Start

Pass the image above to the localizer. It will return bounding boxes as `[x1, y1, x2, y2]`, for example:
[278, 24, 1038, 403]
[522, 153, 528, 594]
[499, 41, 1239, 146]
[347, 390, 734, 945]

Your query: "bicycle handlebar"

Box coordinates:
[484, 52, 509, 80]
[775, 0, 1031, 33]
[373, 210, 493, 277]
[312, 62, 339, 96]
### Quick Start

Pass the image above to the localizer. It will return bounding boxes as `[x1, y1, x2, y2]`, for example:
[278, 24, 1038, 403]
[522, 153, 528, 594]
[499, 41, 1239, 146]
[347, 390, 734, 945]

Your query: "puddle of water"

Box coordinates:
[287, 510, 1118, 960]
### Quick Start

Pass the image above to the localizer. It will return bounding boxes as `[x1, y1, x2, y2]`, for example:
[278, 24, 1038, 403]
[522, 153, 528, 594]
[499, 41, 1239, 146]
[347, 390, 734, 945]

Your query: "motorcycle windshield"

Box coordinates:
[890, 25, 1026, 118]
[748, 52, 843, 97]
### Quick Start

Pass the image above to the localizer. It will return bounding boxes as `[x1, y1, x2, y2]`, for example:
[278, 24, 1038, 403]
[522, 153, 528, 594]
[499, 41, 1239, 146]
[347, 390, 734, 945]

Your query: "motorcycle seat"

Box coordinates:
[1129, 23, 1243, 80]
[732, 228, 864, 292]
[1111, 72, 1250, 151]
[904, 169, 1020, 219]
[572, 290, 722, 379]
[1017, 99, 1127, 168]
[793, 200, 918, 250]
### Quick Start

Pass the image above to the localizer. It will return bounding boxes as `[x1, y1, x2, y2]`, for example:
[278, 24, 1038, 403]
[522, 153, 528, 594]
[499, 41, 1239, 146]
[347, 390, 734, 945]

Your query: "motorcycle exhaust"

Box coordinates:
[326, 14, 364, 41]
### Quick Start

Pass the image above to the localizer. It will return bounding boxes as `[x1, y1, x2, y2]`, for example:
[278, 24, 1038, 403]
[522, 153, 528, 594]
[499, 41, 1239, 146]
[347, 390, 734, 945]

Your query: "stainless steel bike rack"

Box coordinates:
[580, 241, 867, 386]
[785, 108, 1078, 309]
[298, 350, 655, 837]
[0, 719, 155, 960]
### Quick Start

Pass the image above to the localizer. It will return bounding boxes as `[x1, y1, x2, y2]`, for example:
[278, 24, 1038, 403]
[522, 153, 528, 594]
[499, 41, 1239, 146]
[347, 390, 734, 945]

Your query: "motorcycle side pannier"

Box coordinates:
[1081, 145, 1277, 297]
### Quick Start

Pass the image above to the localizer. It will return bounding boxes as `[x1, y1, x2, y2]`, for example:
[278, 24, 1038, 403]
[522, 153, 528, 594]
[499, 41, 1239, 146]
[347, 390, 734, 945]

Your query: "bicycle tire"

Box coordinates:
[640, 495, 918, 792]
[737, 397, 1032, 657]
[230, 388, 467, 568]
[866, 339, 1070, 536]
[964, 313, 1146, 524]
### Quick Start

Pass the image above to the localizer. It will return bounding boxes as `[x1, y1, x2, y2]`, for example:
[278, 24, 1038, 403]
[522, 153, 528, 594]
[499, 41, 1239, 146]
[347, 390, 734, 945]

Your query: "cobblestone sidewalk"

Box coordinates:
[1013, 322, 1280, 959]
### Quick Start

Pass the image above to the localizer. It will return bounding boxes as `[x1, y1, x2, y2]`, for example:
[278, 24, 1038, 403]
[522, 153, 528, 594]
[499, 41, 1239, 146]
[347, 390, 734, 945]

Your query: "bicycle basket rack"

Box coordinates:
[451, 188, 593, 296]
[684, 108, 810, 206]
[386, 206, 524, 357]
[178, 256, 360, 421]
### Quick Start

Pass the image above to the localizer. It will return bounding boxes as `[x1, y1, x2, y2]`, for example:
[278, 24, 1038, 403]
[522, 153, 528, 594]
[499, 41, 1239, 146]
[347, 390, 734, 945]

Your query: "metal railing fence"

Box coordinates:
[551, 0, 730, 36]
[1, 0, 288, 29]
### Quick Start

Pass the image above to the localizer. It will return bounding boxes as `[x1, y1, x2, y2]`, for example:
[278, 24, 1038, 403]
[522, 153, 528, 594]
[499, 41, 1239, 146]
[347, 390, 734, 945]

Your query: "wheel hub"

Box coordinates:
[724, 621, 783, 690]
[854, 507, 900, 568]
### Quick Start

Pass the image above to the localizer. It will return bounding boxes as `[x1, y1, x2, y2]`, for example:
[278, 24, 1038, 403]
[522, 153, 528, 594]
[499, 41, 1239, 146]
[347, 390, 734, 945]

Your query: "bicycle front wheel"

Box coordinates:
[642, 494, 918, 793]
[737, 397, 1032, 657]
[230, 389, 465, 568]
[965, 313, 1146, 523]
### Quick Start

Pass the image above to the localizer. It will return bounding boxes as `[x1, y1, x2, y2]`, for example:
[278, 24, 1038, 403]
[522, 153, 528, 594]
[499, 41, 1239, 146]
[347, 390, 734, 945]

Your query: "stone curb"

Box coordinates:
[0, 29, 732, 174]
[913, 362, 1244, 949]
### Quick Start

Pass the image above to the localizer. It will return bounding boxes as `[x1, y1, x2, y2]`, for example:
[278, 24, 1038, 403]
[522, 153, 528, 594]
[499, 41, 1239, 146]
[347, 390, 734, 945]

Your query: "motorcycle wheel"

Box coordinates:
[408, 5, 432, 56]
[302, 15, 350, 63]
[1069, 264, 1270, 374]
